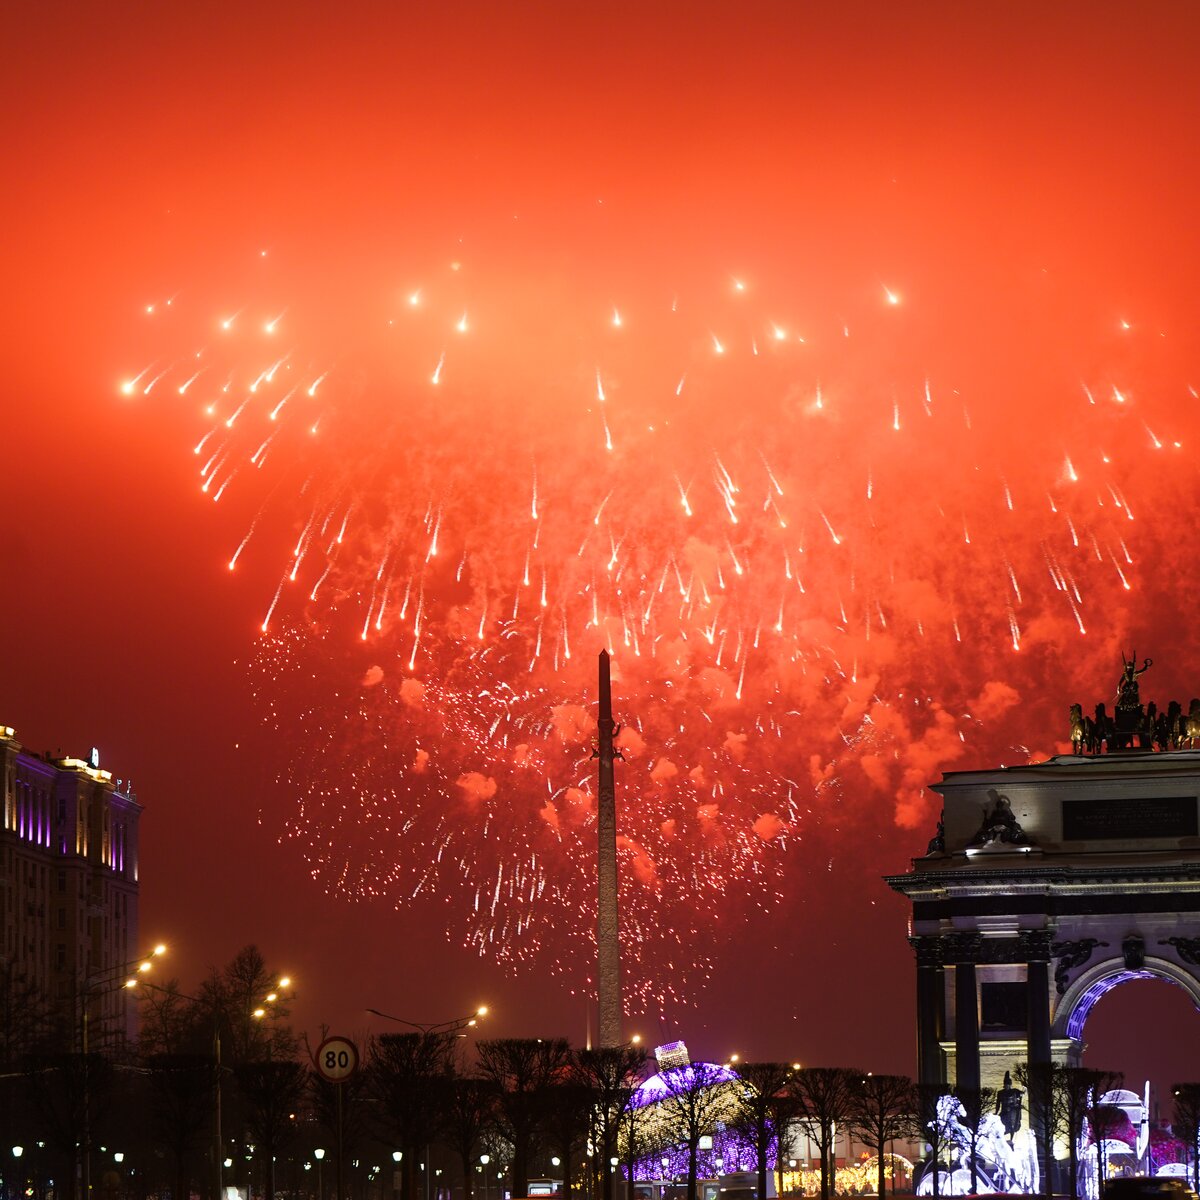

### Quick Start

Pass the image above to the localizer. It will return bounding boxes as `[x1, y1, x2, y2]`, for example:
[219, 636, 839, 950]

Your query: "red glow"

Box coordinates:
[5, 5, 1200, 1086]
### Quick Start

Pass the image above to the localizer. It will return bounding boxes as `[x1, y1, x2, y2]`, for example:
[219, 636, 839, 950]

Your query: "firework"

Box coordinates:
[123, 251, 1199, 1012]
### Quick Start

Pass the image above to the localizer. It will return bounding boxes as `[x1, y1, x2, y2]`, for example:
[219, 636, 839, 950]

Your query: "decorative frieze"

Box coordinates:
[1051, 937, 1107, 994]
[1160, 936, 1200, 965]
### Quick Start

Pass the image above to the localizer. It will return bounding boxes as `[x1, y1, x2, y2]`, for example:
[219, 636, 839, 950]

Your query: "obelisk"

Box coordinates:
[596, 649, 623, 1047]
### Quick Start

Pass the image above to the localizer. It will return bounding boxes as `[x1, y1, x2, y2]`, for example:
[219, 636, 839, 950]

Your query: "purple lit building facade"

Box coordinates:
[1, 727, 142, 1043]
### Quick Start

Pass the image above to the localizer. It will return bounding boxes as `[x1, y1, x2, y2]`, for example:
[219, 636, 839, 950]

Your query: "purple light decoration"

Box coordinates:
[624, 1062, 774, 1182]
[628, 1128, 768, 1181]
[629, 1063, 740, 1108]
[1065, 970, 1160, 1040]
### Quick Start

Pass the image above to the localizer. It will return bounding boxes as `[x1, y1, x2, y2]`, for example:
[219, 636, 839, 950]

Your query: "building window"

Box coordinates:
[980, 982, 1029, 1031]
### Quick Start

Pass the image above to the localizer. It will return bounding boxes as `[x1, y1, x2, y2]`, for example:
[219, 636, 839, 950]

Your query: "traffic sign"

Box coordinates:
[316, 1035, 359, 1083]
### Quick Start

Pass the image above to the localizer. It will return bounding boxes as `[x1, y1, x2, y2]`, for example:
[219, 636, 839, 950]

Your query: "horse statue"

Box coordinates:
[1167, 699, 1184, 749]
[1069, 703, 1092, 754]
[915, 1094, 1036, 1196]
[1184, 699, 1200, 749]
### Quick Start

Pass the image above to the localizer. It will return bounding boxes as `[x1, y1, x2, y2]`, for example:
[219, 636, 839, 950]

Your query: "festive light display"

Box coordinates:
[122, 245, 1200, 1008]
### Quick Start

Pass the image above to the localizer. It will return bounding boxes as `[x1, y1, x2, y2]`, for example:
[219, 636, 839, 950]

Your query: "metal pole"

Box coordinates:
[215, 1029, 224, 1200]
[336, 1083, 344, 1200]
[82, 992, 90, 1200]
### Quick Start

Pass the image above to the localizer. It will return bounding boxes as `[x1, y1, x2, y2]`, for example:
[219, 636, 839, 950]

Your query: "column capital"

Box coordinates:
[943, 931, 984, 964]
[909, 935, 945, 967]
[1020, 929, 1053, 962]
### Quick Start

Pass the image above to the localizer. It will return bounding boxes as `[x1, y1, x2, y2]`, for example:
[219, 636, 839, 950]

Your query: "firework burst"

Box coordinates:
[123, 249, 1199, 1011]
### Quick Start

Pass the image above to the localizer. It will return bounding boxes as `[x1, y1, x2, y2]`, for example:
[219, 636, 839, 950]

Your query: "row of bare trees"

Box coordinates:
[1, 947, 305, 1200]
[7, 951, 1200, 1200]
[719, 1063, 1200, 1200]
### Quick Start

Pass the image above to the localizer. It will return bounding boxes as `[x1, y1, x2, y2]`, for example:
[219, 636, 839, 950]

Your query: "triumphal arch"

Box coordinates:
[886, 658, 1200, 1098]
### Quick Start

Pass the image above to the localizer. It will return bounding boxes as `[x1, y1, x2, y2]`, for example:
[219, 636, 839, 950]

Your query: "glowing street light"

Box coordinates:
[82, 945, 169, 1200]
[367, 1004, 489, 1036]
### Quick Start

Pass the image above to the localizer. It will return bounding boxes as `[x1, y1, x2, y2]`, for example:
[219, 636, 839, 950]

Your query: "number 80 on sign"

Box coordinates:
[316, 1036, 359, 1082]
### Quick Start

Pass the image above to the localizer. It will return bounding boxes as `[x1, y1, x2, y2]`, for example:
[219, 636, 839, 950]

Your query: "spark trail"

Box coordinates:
[123, 253, 1200, 1010]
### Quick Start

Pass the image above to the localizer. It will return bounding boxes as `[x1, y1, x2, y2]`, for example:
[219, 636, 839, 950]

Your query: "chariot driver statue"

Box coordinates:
[1116, 652, 1152, 711]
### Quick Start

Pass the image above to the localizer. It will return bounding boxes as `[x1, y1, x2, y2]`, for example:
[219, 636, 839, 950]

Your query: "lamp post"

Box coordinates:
[366, 1006, 488, 1200]
[81, 945, 167, 1200]
[365, 1006, 488, 1037]
[480, 1156, 490, 1200]
[10, 1145, 25, 1200]
[138, 968, 292, 1200]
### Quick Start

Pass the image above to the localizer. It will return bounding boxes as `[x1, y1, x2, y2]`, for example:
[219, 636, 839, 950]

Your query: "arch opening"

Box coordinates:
[1069, 973, 1200, 1125]
[1058, 955, 1200, 1043]
[1066, 969, 1171, 1040]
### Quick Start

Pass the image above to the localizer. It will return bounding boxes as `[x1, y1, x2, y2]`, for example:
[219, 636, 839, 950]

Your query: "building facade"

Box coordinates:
[886, 750, 1200, 1100]
[1, 726, 142, 1046]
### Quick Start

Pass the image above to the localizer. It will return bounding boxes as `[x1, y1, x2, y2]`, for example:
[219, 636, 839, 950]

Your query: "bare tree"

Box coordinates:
[1058, 1068, 1122, 1200]
[543, 1069, 594, 1200]
[1172, 1083, 1200, 1194]
[439, 1073, 498, 1200]
[788, 1068, 860, 1200]
[848, 1075, 915, 1200]
[21, 1051, 114, 1200]
[234, 1059, 308, 1200]
[1088, 1077, 1127, 1195]
[914, 1084, 953, 1200]
[575, 1045, 647, 1200]
[477, 1037, 571, 1200]
[954, 1087, 997, 1196]
[199, 945, 297, 1061]
[1015, 1061, 1061, 1195]
[309, 1060, 373, 1196]
[655, 1062, 741, 1200]
[732, 1062, 795, 1200]
[145, 1053, 215, 1200]
[0, 961, 55, 1174]
[370, 1031, 458, 1200]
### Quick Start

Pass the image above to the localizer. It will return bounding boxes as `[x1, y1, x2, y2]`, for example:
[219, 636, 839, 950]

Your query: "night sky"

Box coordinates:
[5, 2, 1200, 1101]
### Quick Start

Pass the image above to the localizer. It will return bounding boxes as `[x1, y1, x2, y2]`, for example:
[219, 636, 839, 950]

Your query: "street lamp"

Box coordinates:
[366, 1005, 489, 1036]
[138, 969, 293, 1200]
[315, 1150, 326, 1200]
[81, 945, 167, 1199]
[10, 1145, 25, 1200]
[368, 1008, 487, 1200]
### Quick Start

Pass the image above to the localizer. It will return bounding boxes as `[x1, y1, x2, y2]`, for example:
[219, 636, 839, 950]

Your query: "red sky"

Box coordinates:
[4, 1, 1200, 1093]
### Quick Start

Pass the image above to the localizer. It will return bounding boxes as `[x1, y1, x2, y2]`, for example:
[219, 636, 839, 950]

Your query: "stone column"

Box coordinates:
[1027, 961, 1051, 1066]
[1023, 930, 1054, 1193]
[911, 937, 946, 1088]
[954, 956, 980, 1092]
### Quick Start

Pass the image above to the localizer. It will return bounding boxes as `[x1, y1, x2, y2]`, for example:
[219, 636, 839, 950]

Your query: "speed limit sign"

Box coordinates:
[316, 1036, 359, 1082]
